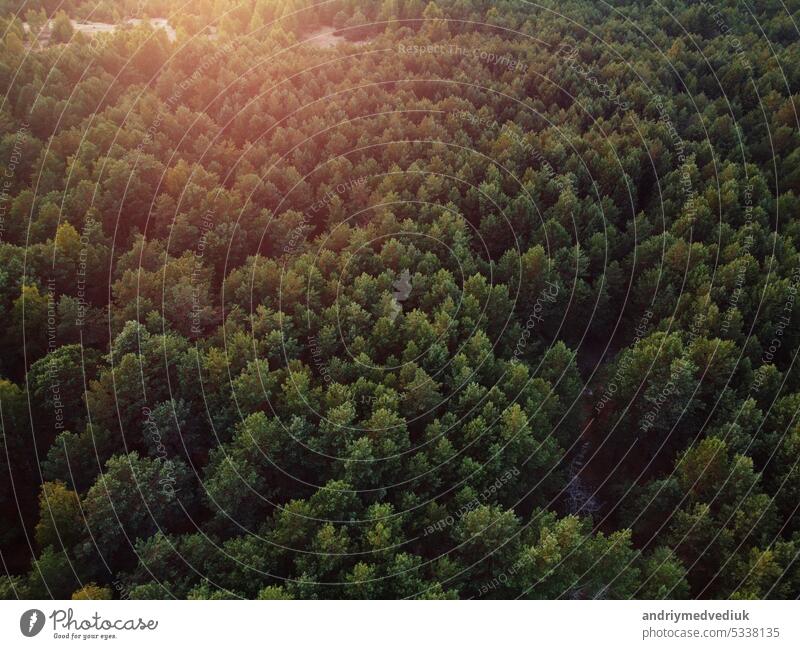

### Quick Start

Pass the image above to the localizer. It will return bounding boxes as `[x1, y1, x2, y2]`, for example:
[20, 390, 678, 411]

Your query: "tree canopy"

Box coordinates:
[0, 0, 799, 600]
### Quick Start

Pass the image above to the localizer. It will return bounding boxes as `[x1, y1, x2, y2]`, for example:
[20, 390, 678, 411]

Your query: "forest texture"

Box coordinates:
[0, 0, 799, 600]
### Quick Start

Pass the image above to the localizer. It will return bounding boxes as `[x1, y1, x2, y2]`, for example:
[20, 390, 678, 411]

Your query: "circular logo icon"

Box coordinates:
[20, 609, 45, 637]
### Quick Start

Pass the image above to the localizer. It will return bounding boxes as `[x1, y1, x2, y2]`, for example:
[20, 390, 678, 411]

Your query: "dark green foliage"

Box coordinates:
[0, 0, 798, 600]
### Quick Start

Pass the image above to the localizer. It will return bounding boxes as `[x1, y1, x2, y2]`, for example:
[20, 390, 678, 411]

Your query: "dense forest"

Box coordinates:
[0, 0, 799, 599]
